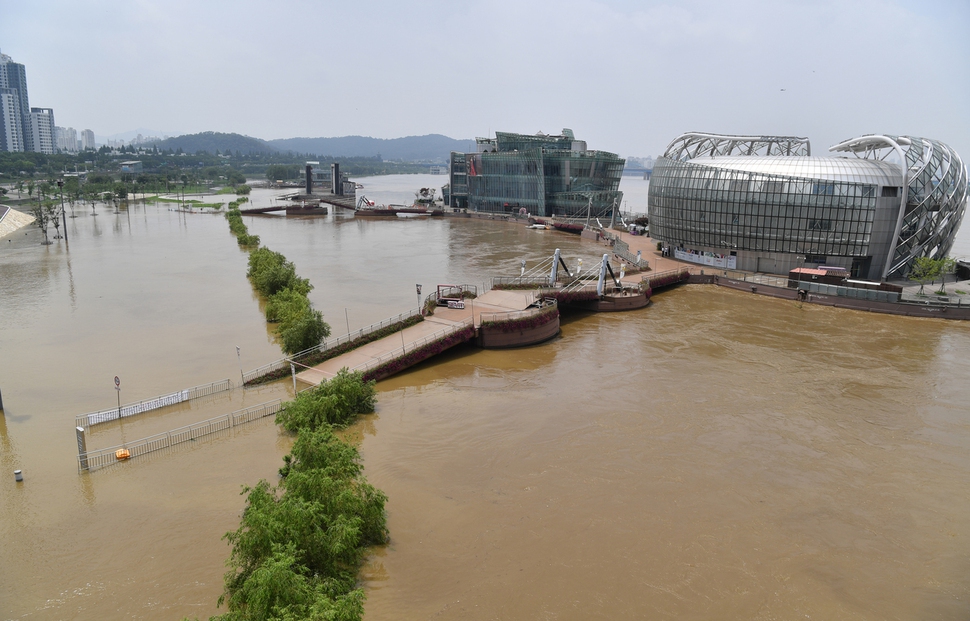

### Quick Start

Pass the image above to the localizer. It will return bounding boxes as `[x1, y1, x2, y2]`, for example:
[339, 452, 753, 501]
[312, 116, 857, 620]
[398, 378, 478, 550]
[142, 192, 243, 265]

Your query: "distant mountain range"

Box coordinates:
[267, 135, 475, 162]
[147, 131, 474, 162]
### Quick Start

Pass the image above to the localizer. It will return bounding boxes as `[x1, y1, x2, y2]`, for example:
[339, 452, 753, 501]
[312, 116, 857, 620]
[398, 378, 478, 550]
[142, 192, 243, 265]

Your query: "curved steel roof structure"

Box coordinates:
[663, 132, 812, 161]
[830, 135, 968, 278]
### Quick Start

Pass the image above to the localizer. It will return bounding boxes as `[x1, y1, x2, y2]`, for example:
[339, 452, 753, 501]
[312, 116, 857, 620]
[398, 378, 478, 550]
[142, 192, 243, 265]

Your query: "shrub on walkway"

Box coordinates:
[276, 369, 376, 432]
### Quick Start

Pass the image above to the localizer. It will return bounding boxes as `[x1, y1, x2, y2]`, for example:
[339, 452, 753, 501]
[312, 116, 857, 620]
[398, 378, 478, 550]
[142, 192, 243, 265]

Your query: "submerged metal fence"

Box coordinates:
[78, 399, 283, 472]
[75, 378, 233, 427]
[242, 310, 421, 384]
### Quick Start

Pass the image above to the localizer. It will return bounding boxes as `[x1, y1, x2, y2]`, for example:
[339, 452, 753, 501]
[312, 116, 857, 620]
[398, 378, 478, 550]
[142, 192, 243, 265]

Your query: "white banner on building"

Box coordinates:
[674, 248, 737, 269]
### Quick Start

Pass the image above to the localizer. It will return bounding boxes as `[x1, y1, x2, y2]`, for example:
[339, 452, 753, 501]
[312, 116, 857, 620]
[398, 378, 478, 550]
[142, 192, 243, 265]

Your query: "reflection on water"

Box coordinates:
[1, 187, 969, 619]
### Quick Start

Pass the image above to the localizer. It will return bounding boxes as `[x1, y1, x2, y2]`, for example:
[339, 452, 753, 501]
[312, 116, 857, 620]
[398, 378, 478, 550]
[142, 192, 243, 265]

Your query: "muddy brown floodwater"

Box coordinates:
[1, 183, 969, 620]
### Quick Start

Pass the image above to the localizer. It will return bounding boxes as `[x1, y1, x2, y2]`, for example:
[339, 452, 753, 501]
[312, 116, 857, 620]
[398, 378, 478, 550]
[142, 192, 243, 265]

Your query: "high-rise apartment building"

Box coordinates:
[56, 126, 77, 152]
[0, 50, 31, 152]
[0, 50, 59, 154]
[81, 129, 95, 150]
[30, 108, 55, 154]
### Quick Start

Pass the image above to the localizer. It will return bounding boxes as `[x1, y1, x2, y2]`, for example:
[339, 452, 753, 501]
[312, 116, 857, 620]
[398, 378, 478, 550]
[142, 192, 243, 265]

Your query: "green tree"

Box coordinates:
[217, 416, 386, 621]
[265, 288, 311, 324]
[935, 257, 957, 294]
[276, 370, 375, 432]
[247, 248, 311, 297]
[278, 309, 329, 355]
[909, 256, 939, 295]
[32, 201, 57, 245]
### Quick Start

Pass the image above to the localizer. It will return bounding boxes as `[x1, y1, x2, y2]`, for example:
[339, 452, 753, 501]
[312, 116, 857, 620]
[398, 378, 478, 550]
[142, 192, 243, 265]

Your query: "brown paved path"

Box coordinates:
[295, 289, 536, 386]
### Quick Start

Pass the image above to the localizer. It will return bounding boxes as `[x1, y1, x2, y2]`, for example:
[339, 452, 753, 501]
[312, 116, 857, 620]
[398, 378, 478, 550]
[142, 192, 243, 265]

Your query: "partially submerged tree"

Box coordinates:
[31, 201, 57, 245]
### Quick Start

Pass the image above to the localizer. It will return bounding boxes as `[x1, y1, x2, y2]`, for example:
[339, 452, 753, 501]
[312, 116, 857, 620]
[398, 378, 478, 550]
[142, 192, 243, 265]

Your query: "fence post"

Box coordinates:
[76, 427, 88, 471]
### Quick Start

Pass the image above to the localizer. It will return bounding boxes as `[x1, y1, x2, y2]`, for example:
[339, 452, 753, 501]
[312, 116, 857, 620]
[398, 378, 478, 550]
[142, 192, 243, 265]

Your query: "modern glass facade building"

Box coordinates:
[448, 129, 625, 218]
[648, 133, 967, 280]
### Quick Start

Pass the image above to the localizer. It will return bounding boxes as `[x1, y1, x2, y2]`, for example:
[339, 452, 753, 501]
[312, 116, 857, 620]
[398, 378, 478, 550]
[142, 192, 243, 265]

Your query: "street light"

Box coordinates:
[57, 180, 68, 244]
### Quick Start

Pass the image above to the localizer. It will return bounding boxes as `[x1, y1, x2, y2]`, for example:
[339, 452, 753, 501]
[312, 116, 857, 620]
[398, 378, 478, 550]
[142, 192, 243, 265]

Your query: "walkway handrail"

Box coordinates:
[242, 309, 421, 383]
[714, 270, 958, 306]
[490, 276, 553, 289]
[423, 284, 478, 308]
[611, 238, 647, 269]
[78, 398, 283, 471]
[641, 267, 691, 289]
[480, 298, 558, 325]
[349, 317, 474, 377]
[75, 378, 233, 427]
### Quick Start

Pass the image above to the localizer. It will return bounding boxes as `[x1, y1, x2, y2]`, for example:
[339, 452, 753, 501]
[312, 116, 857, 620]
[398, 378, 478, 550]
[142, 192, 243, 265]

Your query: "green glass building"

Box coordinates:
[447, 129, 624, 218]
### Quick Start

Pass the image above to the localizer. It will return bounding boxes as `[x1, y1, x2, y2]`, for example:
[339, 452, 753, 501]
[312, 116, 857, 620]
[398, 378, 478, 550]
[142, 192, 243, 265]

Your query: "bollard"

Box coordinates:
[0, 386, 4, 412]
[14, 470, 23, 482]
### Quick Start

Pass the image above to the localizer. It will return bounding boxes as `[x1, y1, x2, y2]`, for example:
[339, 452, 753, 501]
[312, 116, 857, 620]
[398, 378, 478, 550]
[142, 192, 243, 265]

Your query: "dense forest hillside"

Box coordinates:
[267, 134, 474, 162]
[151, 132, 277, 154]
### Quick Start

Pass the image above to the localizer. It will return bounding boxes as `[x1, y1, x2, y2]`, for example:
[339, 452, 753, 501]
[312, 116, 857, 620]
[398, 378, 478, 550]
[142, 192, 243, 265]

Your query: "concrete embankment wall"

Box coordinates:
[478, 313, 561, 348]
[687, 273, 970, 320]
[0, 206, 35, 238]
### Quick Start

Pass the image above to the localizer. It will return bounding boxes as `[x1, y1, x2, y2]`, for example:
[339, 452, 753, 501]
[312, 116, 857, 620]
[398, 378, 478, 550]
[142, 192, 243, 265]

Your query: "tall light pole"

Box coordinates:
[57, 180, 68, 245]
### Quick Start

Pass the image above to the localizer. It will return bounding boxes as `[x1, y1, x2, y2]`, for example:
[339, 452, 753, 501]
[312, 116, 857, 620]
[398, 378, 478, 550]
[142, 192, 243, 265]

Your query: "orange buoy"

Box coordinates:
[115, 448, 131, 460]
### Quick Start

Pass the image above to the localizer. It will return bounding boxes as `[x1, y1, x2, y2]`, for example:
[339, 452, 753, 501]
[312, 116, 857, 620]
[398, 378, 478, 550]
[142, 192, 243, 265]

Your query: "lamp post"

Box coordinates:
[57, 180, 68, 245]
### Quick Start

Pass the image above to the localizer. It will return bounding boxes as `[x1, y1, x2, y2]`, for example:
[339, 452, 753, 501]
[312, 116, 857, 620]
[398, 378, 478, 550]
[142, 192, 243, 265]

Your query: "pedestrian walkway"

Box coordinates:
[295, 289, 539, 386]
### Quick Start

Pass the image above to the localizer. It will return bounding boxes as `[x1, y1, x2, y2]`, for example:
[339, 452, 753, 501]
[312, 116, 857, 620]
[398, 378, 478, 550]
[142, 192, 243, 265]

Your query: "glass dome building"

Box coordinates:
[648, 133, 967, 280]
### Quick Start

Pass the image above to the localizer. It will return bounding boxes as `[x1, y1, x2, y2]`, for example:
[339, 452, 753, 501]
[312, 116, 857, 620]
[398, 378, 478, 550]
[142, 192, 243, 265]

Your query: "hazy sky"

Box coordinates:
[2, 0, 968, 159]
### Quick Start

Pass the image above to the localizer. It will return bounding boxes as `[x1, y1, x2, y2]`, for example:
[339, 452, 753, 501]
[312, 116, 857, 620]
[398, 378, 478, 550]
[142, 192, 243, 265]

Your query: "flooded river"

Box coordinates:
[1, 178, 969, 619]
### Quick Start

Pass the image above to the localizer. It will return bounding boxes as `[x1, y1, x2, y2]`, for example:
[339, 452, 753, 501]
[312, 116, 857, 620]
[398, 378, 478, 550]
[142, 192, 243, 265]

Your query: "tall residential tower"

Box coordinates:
[0, 50, 58, 154]
[0, 50, 31, 152]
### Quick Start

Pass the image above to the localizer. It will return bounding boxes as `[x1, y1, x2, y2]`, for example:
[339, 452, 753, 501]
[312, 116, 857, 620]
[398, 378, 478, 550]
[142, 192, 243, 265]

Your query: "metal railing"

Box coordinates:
[423, 284, 479, 308]
[76, 378, 233, 427]
[489, 276, 552, 289]
[900, 293, 965, 306]
[351, 317, 474, 378]
[242, 309, 421, 384]
[714, 271, 957, 306]
[480, 298, 558, 325]
[79, 399, 283, 472]
[611, 238, 647, 269]
[641, 267, 692, 288]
